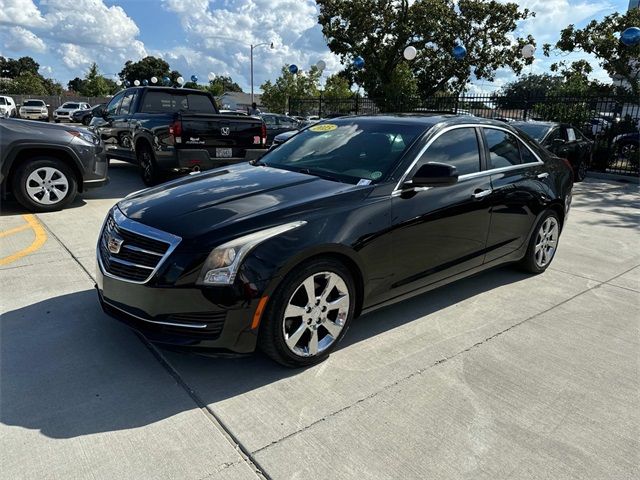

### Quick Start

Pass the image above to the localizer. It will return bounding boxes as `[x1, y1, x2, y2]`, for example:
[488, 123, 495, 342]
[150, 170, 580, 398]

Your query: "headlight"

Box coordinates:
[41, 107, 48, 114]
[197, 221, 306, 286]
[68, 129, 100, 145]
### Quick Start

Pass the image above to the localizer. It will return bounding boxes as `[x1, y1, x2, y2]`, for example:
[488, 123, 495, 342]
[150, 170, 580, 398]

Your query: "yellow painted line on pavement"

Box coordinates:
[0, 215, 48, 266]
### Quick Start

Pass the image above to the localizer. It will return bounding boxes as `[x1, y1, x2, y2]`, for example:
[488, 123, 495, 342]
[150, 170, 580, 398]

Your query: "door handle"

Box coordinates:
[537, 172, 549, 179]
[472, 189, 492, 199]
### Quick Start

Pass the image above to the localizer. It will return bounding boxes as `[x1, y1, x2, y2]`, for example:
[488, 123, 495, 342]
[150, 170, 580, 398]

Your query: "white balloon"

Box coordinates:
[208, 72, 216, 81]
[133, 80, 140, 86]
[316, 60, 326, 71]
[177, 76, 185, 85]
[151, 76, 158, 84]
[521, 44, 535, 59]
[403, 46, 417, 61]
[116, 80, 123, 86]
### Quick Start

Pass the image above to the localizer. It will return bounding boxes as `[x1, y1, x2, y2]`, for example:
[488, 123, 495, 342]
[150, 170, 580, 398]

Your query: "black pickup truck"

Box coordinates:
[91, 86, 267, 185]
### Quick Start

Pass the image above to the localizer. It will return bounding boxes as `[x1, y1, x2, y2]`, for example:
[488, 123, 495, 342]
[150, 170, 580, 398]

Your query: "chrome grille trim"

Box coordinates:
[97, 206, 182, 284]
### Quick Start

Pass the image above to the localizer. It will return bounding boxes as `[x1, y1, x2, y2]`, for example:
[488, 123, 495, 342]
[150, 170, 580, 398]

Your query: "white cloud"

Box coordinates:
[0, 0, 46, 28]
[4, 26, 46, 53]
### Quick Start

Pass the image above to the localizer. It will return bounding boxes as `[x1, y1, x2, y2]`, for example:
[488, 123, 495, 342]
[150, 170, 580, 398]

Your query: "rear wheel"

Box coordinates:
[575, 158, 587, 182]
[82, 116, 90, 126]
[259, 258, 356, 367]
[519, 211, 561, 274]
[12, 157, 77, 212]
[137, 144, 162, 186]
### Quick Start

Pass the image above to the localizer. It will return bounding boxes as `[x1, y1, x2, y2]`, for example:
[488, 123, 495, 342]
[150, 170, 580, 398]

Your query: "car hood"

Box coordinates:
[117, 163, 360, 241]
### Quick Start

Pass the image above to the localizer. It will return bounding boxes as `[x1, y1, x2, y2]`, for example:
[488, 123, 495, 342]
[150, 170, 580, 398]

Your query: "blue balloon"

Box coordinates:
[453, 45, 467, 59]
[620, 27, 640, 47]
[162, 76, 171, 85]
[142, 79, 149, 86]
[289, 64, 299, 74]
[191, 75, 198, 83]
[353, 56, 365, 70]
[124, 80, 130, 87]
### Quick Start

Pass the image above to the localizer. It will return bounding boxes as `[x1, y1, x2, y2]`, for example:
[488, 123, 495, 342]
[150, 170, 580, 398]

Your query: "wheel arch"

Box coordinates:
[3, 145, 84, 194]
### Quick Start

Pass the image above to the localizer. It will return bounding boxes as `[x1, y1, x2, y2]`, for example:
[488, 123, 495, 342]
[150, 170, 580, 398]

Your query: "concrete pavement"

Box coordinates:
[1, 166, 638, 479]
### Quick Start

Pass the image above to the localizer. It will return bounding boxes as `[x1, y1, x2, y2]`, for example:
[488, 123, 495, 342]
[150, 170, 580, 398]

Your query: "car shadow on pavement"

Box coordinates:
[1, 266, 529, 439]
[572, 178, 640, 230]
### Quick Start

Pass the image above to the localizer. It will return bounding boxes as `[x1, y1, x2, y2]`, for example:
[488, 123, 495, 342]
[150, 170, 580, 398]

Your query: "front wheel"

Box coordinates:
[519, 211, 561, 274]
[575, 158, 587, 182]
[82, 116, 90, 126]
[12, 158, 78, 212]
[259, 258, 356, 367]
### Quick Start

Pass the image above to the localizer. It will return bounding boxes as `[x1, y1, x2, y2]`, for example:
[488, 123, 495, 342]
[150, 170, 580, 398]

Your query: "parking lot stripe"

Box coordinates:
[0, 223, 31, 238]
[0, 214, 47, 266]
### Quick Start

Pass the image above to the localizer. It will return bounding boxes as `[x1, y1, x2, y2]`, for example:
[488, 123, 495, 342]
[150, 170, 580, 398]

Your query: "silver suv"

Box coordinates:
[19, 99, 50, 121]
[54, 102, 90, 123]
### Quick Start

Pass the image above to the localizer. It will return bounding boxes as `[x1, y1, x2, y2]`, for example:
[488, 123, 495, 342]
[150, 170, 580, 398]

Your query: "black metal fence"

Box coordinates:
[289, 94, 640, 177]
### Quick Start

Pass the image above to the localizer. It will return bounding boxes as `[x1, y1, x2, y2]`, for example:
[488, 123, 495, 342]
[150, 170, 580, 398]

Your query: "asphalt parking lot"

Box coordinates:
[1, 163, 638, 480]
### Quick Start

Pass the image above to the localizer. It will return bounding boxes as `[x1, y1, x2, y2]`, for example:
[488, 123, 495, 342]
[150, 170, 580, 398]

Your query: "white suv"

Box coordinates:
[54, 101, 90, 123]
[19, 99, 50, 121]
[0, 96, 17, 118]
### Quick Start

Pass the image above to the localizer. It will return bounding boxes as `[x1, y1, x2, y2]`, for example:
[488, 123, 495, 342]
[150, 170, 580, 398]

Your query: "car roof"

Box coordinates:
[125, 86, 207, 94]
[321, 113, 520, 130]
[511, 120, 559, 127]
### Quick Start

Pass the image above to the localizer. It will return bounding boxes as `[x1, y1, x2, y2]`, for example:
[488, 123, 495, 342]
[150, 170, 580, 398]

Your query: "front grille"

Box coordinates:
[99, 209, 180, 283]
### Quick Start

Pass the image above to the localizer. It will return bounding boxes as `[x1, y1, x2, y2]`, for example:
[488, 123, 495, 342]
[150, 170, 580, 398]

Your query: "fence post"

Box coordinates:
[523, 93, 530, 121]
[319, 93, 323, 117]
[354, 94, 359, 115]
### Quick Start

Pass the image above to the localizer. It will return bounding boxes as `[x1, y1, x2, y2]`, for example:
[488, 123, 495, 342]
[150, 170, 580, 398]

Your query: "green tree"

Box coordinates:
[119, 56, 182, 85]
[323, 74, 352, 98]
[317, 0, 535, 99]
[81, 63, 117, 96]
[494, 74, 564, 108]
[0, 56, 40, 78]
[0, 55, 62, 95]
[261, 65, 322, 113]
[68, 77, 86, 93]
[2, 72, 47, 95]
[544, 9, 640, 96]
[204, 76, 243, 96]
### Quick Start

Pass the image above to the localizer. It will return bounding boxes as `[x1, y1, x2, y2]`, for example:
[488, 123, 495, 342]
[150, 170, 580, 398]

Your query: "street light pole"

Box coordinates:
[250, 41, 274, 105]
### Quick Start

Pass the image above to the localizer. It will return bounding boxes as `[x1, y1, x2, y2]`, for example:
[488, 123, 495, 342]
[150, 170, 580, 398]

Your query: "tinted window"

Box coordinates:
[24, 100, 44, 107]
[119, 92, 136, 115]
[140, 91, 216, 113]
[485, 129, 521, 169]
[263, 115, 277, 126]
[0, 98, 6, 105]
[513, 123, 550, 142]
[63, 103, 79, 109]
[105, 91, 125, 115]
[519, 142, 539, 164]
[546, 128, 562, 143]
[279, 117, 298, 128]
[262, 120, 423, 183]
[418, 128, 480, 176]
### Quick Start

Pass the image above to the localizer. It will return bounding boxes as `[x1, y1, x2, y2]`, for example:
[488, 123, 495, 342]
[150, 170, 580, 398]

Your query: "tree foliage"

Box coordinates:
[323, 73, 352, 98]
[119, 56, 181, 85]
[544, 9, 640, 96]
[317, 0, 535, 99]
[205, 76, 243, 96]
[0, 56, 62, 95]
[494, 74, 564, 108]
[260, 65, 321, 113]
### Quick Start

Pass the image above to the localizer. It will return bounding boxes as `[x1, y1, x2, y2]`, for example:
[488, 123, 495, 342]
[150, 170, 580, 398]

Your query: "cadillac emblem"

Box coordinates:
[107, 234, 124, 254]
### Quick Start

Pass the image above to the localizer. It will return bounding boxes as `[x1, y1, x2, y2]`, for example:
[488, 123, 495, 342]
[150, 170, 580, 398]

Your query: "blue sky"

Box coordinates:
[0, 0, 631, 93]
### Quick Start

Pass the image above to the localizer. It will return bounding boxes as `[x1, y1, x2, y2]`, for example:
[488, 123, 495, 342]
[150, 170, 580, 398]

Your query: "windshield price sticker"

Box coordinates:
[309, 124, 338, 132]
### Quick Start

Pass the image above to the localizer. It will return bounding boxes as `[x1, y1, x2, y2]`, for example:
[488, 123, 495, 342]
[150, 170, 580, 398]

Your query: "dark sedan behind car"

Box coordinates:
[97, 114, 573, 367]
[0, 118, 108, 211]
[72, 104, 104, 125]
[512, 121, 592, 181]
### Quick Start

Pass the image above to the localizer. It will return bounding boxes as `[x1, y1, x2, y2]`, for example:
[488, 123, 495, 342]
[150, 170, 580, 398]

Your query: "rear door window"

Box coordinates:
[484, 129, 522, 169]
[118, 91, 136, 115]
[417, 127, 481, 176]
[105, 91, 126, 116]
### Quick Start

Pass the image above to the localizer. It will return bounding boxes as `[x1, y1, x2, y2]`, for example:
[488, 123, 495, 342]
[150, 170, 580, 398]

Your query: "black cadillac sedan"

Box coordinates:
[96, 115, 573, 367]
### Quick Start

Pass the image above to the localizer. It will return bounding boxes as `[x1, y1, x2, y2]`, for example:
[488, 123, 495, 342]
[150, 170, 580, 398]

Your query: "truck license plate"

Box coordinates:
[216, 148, 233, 158]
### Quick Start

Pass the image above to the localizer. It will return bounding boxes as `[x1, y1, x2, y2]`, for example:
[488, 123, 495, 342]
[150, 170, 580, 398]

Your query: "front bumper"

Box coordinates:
[20, 112, 48, 120]
[96, 263, 261, 353]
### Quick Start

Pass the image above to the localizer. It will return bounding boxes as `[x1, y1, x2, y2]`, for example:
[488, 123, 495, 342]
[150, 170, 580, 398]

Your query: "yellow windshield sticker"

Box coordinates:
[309, 123, 338, 132]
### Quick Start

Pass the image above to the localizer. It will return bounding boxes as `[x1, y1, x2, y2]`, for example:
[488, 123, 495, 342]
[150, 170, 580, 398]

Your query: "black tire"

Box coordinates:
[11, 157, 78, 212]
[258, 257, 357, 368]
[519, 210, 561, 274]
[82, 116, 90, 126]
[54, 119, 60, 123]
[575, 158, 586, 182]
[137, 144, 162, 187]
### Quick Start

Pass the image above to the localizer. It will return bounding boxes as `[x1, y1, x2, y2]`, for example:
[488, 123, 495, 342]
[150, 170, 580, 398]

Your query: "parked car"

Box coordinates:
[0, 95, 17, 118]
[261, 113, 300, 144]
[512, 121, 593, 182]
[272, 129, 298, 147]
[90, 86, 267, 186]
[96, 114, 573, 367]
[219, 109, 248, 116]
[18, 99, 50, 121]
[72, 103, 104, 125]
[54, 102, 91, 123]
[0, 117, 108, 212]
[612, 131, 639, 163]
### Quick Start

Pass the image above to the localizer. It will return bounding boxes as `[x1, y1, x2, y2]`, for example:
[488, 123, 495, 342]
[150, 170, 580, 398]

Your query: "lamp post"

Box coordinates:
[250, 41, 274, 104]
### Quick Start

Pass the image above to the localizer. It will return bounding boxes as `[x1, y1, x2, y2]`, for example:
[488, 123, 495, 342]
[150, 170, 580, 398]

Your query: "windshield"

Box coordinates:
[140, 91, 217, 113]
[513, 123, 551, 141]
[261, 119, 425, 184]
[62, 103, 79, 109]
[24, 100, 44, 107]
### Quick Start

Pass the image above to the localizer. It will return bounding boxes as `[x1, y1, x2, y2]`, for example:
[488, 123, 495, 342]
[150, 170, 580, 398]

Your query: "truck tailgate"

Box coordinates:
[178, 113, 264, 159]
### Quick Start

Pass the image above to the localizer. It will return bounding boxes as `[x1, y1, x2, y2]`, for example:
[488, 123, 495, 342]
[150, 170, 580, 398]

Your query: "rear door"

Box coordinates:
[483, 127, 548, 263]
[388, 126, 493, 298]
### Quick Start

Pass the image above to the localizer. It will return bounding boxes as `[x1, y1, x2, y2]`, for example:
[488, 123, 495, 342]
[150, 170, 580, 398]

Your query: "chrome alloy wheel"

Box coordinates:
[26, 167, 69, 205]
[282, 271, 350, 357]
[534, 217, 559, 268]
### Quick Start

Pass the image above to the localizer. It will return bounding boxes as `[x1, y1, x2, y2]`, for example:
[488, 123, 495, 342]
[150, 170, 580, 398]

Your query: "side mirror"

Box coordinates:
[405, 163, 459, 189]
[46, 104, 50, 108]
